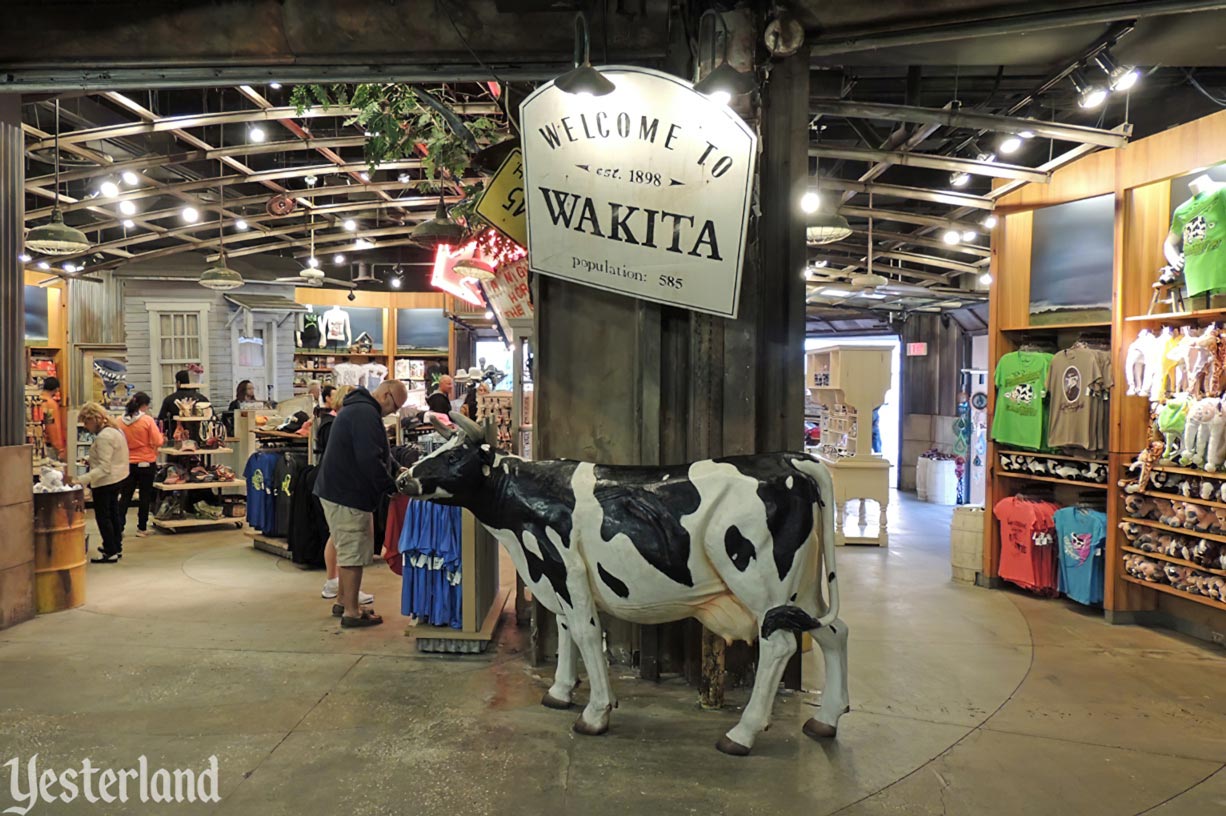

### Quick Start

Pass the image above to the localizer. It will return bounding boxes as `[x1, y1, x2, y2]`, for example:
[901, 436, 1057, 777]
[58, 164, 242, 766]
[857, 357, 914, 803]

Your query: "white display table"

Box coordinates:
[806, 345, 894, 547]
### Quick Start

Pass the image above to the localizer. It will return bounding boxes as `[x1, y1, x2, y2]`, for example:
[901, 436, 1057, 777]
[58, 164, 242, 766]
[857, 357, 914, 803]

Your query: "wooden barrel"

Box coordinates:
[33, 490, 87, 613]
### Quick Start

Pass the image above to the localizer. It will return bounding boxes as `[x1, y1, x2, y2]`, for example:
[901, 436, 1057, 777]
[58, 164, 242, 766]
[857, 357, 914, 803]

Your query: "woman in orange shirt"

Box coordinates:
[119, 392, 165, 537]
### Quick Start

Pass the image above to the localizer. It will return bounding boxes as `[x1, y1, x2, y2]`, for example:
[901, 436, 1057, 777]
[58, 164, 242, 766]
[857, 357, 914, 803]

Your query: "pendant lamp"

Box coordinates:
[199, 161, 243, 291]
[411, 193, 466, 248]
[453, 258, 496, 282]
[692, 11, 756, 100]
[554, 13, 615, 97]
[806, 212, 853, 245]
[25, 101, 92, 256]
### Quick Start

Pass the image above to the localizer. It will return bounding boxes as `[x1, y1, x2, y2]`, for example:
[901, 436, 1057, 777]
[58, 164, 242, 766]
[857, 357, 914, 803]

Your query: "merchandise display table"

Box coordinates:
[819, 454, 890, 547]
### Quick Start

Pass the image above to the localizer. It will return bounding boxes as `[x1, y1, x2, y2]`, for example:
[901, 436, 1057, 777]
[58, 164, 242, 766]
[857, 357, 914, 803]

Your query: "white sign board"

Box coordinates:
[521, 66, 757, 318]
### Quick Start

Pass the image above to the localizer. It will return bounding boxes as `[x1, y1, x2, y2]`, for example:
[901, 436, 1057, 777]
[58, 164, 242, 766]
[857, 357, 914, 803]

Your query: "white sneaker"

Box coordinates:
[321, 580, 373, 605]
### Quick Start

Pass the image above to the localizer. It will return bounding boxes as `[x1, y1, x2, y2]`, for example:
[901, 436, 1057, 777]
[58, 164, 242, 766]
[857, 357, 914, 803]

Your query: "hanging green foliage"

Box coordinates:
[290, 83, 502, 186]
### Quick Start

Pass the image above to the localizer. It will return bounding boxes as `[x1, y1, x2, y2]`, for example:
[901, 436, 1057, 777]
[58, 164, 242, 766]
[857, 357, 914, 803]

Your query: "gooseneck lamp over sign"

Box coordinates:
[692, 10, 757, 102]
[554, 13, 616, 97]
[25, 100, 92, 257]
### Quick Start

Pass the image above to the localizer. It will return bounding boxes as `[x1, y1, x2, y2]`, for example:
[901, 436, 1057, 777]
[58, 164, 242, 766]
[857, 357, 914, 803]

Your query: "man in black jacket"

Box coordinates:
[157, 370, 202, 438]
[314, 381, 408, 627]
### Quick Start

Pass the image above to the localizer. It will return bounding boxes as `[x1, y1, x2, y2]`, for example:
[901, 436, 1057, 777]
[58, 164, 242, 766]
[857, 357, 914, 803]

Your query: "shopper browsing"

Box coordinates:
[157, 369, 200, 437]
[74, 402, 131, 563]
[314, 385, 373, 608]
[119, 392, 164, 538]
[39, 376, 66, 461]
[228, 379, 257, 411]
[426, 374, 454, 415]
[313, 381, 407, 627]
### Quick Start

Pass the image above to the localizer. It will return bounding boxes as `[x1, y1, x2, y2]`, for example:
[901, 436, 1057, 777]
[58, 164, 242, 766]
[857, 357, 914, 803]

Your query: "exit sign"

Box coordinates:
[906, 342, 928, 357]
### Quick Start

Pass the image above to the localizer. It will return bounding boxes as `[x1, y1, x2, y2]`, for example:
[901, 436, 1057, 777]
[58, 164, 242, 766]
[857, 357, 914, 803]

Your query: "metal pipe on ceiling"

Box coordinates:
[837, 205, 984, 234]
[807, 0, 1226, 57]
[808, 100, 1130, 148]
[810, 145, 1050, 184]
[818, 178, 995, 209]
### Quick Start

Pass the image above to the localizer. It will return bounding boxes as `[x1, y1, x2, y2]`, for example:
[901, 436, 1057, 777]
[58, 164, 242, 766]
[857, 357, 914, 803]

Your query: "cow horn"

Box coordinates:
[429, 415, 455, 439]
[450, 411, 484, 440]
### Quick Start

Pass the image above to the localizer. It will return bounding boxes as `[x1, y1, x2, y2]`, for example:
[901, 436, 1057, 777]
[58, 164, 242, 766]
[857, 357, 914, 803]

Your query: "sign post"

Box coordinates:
[521, 66, 757, 319]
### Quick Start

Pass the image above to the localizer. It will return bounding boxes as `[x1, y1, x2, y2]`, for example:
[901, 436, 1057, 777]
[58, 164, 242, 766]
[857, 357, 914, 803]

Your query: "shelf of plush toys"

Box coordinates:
[995, 450, 1110, 490]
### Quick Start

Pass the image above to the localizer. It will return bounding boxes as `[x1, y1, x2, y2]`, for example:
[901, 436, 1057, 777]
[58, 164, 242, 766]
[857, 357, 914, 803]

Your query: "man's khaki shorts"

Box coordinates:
[320, 499, 374, 567]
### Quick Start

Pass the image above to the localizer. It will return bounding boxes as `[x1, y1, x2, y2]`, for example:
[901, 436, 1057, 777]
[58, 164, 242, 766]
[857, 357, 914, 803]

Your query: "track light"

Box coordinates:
[119, 199, 137, 216]
[181, 206, 199, 223]
[1094, 51, 1140, 92]
[982, 215, 999, 229]
[390, 274, 403, 289]
[304, 175, 317, 187]
[950, 171, 970, 188]
[347, 291, 356, 302]
[1070, 69, 1107, 109]
[99, 180, 119, 198]
[961, 230, 977, 243]
[343, 219, 357, 231]
[122, 171, 140, 186]
[235, 219, 249, 231]
[269, 82, 282, 90]
[554, 13, 615, 97]
[122, 219, 135, 229]
[248, 125, 266, 143]
[943, 230, 961, 245]
[355, 238, 374, 250]
[398, 173, 412, 184]
[980, 273, 993, 286]
[333, 254, 345, 264]
[359, 172, 370, 182]
[484, 310, 494, 319]
[800, 190, 821, 214]
[998, 135, 1022, 155]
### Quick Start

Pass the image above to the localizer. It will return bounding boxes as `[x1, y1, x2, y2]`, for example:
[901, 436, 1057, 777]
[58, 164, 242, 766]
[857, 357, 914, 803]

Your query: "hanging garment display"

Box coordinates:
[287, 465, 329, 567]
[1170, 186, 1226, 296]
[321, 306, 352, 347]
[397, 499, 463, 629]
[993, 494, 1060, 595]
[332, 362, 366, 387]
[1045, 344, 1112, 452]
[991, 350, 1053, 450]
[1053, 506, 1107, 606]
[242, 452, 279, 533]
[362, 362, 388, 390]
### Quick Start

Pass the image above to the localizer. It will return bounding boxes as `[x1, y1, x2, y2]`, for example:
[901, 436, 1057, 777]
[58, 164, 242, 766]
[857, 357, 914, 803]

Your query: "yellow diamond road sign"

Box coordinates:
[475, 147, 527, 247]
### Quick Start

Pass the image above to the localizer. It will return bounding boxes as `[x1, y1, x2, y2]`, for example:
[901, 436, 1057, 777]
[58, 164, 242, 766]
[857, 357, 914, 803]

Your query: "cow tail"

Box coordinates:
[794, 457, 840, 629]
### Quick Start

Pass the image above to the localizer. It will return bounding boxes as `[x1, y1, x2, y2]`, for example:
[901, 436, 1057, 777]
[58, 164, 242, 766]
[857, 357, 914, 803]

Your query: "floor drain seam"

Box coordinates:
[1133, 762, 1225, 815]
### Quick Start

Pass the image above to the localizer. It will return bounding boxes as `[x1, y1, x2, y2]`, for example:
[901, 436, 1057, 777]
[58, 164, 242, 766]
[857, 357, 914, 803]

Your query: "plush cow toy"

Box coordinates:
[397, 412, 849, 756]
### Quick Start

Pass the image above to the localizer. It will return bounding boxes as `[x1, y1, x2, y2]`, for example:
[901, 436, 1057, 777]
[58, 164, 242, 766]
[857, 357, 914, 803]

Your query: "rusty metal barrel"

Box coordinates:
[33, 490, 87, 613]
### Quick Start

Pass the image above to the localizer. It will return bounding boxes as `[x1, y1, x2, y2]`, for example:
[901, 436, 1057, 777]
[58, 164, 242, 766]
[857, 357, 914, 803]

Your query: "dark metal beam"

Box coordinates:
[810, 145, 1050, 184]
[806, 0, 1226, 57]
[808, 100, 1130, 148]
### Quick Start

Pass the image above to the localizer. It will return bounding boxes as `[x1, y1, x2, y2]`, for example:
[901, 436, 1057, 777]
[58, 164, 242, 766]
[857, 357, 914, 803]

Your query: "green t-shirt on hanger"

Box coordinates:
[1171, 188, 1226, 296]
[992, 350, 1053, 450]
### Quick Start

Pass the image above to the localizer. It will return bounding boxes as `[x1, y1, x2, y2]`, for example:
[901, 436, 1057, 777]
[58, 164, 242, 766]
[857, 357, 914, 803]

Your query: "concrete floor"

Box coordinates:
[1, 493, 1224, 815]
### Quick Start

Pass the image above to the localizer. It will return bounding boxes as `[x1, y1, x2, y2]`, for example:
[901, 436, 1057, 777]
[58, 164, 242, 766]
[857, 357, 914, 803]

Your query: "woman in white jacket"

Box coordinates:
[75, 402, 130, 563]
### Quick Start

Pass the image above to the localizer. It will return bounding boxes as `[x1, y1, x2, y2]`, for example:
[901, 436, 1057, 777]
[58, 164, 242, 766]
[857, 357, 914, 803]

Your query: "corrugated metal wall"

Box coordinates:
[67, 272, 125, 346]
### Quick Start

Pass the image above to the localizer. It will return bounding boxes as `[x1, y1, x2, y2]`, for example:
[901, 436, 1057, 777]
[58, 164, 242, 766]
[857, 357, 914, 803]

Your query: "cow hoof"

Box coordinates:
[715, 735, 751, 756]
[802, 718, 838, 740]
[541, 693, 574, 711]
[572, 716, 609, 736]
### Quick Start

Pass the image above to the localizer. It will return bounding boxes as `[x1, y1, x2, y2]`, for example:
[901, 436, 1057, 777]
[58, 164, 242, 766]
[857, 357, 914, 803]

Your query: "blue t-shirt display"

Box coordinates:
[243, 453, 279, 535]
[1053, 507, 1107, 606]
[399, 500, 463, 629]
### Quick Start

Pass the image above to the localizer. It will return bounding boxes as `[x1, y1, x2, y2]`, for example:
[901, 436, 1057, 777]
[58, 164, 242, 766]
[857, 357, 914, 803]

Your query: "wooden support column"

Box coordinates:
[0, 94, 23, 446]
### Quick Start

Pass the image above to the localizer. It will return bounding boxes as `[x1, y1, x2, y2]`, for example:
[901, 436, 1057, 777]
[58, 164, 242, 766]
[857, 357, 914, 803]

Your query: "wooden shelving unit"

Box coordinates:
[159, 447, 233, 456]
[984, 107, 1226, 630]
[154, 480, 245, 491]
[995, 470, 1108, 490]
[1120, 545, 1226, 577]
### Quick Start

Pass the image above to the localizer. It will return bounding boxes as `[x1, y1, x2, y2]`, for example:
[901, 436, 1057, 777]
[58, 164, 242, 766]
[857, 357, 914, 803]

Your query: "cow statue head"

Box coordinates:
[395, 411, 498, 503]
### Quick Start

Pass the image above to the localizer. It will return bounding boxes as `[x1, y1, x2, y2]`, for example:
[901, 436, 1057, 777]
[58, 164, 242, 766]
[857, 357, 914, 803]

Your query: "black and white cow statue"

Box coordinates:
[396, 412, 849, 755]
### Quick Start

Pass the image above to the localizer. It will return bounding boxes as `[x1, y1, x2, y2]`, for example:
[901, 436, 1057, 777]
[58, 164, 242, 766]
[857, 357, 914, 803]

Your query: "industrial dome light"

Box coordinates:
[26, 101, 92, 256]
[411, 195, 466, 248]
[805, 212, 853, 245]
